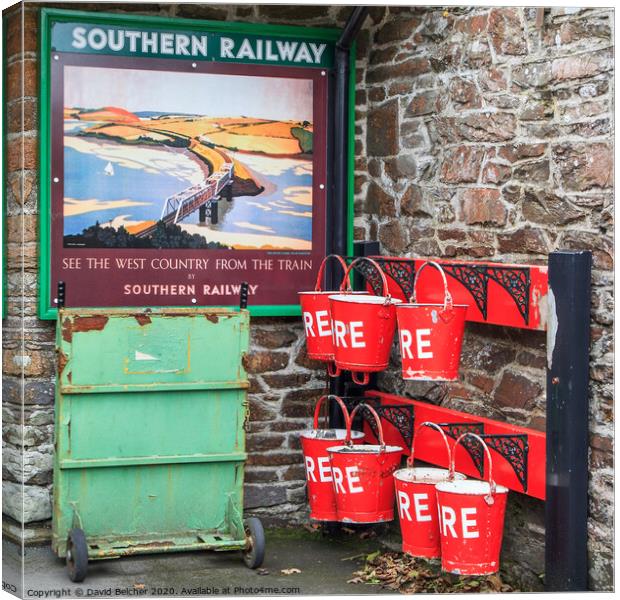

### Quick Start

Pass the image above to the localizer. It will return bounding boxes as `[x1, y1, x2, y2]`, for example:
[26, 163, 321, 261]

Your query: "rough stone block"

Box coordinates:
[261, 372, 312, 389]
[366, 99, 399, 156]
[364, 181, 396, 217]
[5, 135, 38, 173]
[243, 351, 289, 374]
[494, 370, 543, 410]
[449, 77, 482, 109]
[460, 188, 507, 226]
[2, 481, 52, 523]
[401, 184, 433, 218]
[522, 189, 584, 225]
[251, 328, 298, 349]
[559, 230, 613, 270]
[440, 146, 484, 183]
[551, 50, 613, 82]
[406, 91, 442, 117]
[374, 17, 421, 44]
[553, 142, 612, 191]
[497, 227, 549, 255]
[378, 220, 409, 254]
[3, 445, 53, 485]
[488, 8, 527, 55]
[243, 484, 287, 509]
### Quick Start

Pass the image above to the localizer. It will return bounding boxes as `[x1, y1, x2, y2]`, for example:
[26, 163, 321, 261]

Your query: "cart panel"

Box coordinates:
[58, 308, 249, 391]
[58, 390, 246, 461]
[53, 461, 244, 555]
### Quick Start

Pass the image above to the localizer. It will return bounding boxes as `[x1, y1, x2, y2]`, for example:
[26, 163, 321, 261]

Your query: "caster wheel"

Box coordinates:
[66, 528, 88, 583]
[242, 517, 265, 569]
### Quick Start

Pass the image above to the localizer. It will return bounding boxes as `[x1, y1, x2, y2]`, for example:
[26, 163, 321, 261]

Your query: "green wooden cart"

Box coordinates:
[52, 306, 264, 582]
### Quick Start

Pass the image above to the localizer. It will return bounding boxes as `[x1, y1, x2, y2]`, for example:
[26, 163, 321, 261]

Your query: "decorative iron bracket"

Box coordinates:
[444, 428, 530, 493]
[341, 396, 415, 450]
[344, 256, 415, 299]
[374, 258, 416, 300]
[437, 422, 486, 477]
[480, 433, 529, 493]
[346, 258, 384, 296]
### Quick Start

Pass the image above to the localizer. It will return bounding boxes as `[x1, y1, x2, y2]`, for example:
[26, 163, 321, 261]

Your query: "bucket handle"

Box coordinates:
[314, 254, 352, 292]
[407, 421, 452, 468]
[339, 257, 391, 302]
[327, 362, 340, 378]
[351, 371, 370, 386]
[451, 432, 497, 504]
[312, 394, 351, 431]
[346, 403, 385, 451]
[411, 260, 453, 312]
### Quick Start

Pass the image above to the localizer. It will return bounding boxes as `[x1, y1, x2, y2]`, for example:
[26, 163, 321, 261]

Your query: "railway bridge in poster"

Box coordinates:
[135, 160, 234, 239]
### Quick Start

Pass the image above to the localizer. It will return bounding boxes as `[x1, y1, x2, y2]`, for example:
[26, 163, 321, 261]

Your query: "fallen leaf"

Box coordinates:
[281, 568, 301, 575]
[341, 553, 366, 562]
[256, 568, 270, 576]
[345, 551, 521, 593]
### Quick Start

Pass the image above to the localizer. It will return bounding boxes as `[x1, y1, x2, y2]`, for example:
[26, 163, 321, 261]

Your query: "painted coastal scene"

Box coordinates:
[63, 65, 314, 250]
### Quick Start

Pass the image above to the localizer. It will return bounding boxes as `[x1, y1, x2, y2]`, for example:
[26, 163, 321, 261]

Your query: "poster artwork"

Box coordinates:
[63, 67, 314, 252]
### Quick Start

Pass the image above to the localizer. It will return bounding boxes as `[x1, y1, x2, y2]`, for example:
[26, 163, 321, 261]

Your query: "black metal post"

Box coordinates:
[210, 200, 219, 225]
[199, 205, 207, 223]
[327, 7, 369, 428]
[330, 6, 368, 291]
[545, 250, 592, 591]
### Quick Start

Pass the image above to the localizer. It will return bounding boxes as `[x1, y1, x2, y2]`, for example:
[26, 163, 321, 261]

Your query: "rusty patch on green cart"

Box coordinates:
[72, 315, 109, 334]
[134, 314, 152, 326]
[57, 349, 69, 376]
[61, 317, 73, 343]
[206, 314, 219, 324]
[96, 540, 174, 557]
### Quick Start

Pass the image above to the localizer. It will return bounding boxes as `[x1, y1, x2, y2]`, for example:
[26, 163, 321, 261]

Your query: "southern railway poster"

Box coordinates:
[40, 10, 346, 317]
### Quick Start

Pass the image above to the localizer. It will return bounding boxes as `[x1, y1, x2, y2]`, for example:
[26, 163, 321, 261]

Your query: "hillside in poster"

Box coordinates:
[63, 66, 314, 250]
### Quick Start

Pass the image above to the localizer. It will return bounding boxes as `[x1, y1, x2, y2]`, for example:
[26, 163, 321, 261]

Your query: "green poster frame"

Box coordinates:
[38, 8, 355, 319]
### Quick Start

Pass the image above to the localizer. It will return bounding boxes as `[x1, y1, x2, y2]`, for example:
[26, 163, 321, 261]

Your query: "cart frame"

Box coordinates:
[52, 306, 261, 578]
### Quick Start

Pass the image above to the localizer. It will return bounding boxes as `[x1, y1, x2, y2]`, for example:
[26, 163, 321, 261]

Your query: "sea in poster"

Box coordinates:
[62, 66, 315, 251]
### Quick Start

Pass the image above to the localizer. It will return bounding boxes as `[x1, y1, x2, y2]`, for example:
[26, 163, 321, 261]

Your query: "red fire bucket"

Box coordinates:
[327, 403, 403, 523]
[436, 433, 509, 576]
[329, 258, 401, 385]
[299, 255, 367, 376]
[394, 422, 466, 559]
[396, 260, 468, 381]
[299, 395, 364, 521]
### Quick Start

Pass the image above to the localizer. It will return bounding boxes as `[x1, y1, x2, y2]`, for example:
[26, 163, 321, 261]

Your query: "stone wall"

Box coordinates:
[353, 6, 613, 591]
[2, 2, 613, 591]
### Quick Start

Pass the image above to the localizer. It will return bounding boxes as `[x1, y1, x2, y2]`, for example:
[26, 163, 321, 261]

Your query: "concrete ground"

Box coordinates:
[2, 527, 394, 598]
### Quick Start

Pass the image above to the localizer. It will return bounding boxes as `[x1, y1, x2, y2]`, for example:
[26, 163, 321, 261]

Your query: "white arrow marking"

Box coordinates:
[135, 350, 158, 361]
